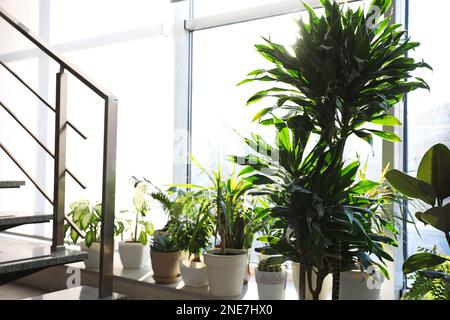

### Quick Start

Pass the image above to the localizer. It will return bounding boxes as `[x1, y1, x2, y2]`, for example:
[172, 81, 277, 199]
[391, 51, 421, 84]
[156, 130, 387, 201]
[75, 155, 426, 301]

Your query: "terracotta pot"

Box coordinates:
[150, 249, 181, 284]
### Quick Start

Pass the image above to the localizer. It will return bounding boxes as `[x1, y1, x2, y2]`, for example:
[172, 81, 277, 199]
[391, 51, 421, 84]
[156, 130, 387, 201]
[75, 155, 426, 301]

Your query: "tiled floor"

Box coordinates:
[0, 283, 45, 300]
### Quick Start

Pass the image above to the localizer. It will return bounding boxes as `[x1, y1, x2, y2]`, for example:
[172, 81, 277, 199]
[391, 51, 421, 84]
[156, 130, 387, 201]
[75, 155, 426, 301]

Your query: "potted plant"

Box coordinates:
[386, 143, 450, 299]
[176, 157, 271, 296]
[117, 179, 154, 269]
[234, 0, 429, 299]
[166, 189, 214, 287]
[255, 256, 287, 300]
[65, 200, 124, 270]
[150, 230, 181, 284]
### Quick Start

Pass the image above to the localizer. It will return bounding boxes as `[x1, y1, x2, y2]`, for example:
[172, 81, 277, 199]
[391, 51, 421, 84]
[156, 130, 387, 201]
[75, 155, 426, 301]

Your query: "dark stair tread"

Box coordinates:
[0, 181, 25, 189]
[0, 238, 87, 275]
[23, 286, 126, 300]
[0, 212, 52, 231]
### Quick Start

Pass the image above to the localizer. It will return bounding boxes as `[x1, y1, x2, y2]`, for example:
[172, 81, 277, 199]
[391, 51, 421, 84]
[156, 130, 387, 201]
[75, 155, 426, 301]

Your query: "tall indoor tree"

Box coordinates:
[237, 0, 430, 299]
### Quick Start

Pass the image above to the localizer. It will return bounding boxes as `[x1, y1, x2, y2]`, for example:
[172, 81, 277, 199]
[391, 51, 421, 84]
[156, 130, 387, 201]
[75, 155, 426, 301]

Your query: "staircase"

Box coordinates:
[0, 6, 121, 299]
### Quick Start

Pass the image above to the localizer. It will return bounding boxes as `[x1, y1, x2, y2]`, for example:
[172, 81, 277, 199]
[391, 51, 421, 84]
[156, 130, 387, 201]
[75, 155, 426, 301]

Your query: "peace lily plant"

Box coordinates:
[234, 0, 430, 299]
[116, 179, 154, 269]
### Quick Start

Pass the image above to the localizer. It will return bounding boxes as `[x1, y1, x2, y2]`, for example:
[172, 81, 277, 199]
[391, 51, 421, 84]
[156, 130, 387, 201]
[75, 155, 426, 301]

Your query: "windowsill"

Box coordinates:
[68, 251, 299, 300]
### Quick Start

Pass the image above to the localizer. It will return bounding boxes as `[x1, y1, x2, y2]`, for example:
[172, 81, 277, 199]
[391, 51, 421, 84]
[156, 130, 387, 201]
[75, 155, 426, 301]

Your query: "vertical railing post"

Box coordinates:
[99, 96, 118, 298]
[52, 68, 67, 252]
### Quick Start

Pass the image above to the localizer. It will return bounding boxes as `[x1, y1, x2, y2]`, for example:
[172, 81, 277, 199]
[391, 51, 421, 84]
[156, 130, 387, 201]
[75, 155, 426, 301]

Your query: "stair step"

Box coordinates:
[23, 286, 126, 300]
[0, 238, 87, 285]
[0, 181, 25, 189]
[0, 212, 52, 231]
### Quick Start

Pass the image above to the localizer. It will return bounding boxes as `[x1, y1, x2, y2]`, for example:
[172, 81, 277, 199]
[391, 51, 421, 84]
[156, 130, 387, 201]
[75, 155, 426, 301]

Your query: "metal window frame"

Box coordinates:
[185, 0, 361, 32]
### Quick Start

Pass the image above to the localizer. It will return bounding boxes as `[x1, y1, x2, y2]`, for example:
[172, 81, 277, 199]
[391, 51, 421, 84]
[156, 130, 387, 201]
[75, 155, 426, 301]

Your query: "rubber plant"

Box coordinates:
[385, 143, 450, 289]
[237, 0, 430, 299]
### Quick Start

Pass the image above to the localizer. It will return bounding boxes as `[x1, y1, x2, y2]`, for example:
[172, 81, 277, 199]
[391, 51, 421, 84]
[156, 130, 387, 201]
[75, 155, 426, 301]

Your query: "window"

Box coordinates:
[0, 0, 175, 236]
[406, 0, 450, 256]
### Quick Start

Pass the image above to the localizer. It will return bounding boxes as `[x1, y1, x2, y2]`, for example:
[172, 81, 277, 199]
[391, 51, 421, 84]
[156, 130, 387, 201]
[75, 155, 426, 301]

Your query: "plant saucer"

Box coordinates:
[152, 274, 181, 284]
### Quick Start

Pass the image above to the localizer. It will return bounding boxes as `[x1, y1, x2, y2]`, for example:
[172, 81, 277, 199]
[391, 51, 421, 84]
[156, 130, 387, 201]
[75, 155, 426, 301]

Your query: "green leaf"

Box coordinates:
[85, 231, 94, 247]
[370, 115, 402, 126]
[421, 204, 450, 233]
[144, 220, 154, 235]
[403, 252, 450, 274]
[367, 130, 401, 142]
[385, 169, 436, 205]
[351, 180, 380, 194]
[417, 143, 450, 201]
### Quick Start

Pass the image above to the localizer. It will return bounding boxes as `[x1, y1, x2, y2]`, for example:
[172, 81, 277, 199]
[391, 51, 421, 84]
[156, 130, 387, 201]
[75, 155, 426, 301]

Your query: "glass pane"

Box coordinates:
[407, 0, 450, 256]
[191, 2, 383, 263]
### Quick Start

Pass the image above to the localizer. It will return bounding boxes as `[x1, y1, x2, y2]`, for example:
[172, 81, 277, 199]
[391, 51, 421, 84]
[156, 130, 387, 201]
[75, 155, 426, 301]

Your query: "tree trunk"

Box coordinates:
[332, 242, 341, 300]
[299, 263, 306, 300]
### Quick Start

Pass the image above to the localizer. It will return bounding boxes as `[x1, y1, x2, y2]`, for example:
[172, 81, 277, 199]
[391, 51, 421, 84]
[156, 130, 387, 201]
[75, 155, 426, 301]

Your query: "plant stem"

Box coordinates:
[193, 253, 201, 263]
[134, 211, 139, 242]
[299, 263, 306, 300]
[332, 241, 341, 300]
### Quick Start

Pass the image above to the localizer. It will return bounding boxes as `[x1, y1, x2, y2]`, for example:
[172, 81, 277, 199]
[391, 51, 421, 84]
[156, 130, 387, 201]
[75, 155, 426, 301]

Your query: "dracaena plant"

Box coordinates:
[237, 0, 429, 299]
[231, 115, 396, 300]
[385, 143, 450, 287]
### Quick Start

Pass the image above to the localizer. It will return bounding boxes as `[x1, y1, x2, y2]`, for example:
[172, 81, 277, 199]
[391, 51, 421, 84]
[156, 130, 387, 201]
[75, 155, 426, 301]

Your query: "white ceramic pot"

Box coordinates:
[80, 241, 100, 270]
[255, 269, 287, 300]
[204, 249, 248, 297]
[339, 270, 384, 300]
[118, 241, 149, 269]
[180, 258, 209, 288]
[292, 262, 332, 300]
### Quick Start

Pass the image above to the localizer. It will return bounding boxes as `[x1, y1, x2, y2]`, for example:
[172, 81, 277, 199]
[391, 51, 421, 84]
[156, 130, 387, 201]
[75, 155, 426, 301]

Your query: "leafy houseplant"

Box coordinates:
[403, 247, 450, 300]
[255, 256, 288, 300]
[65, 200, 123, 269]
[385, 143, 450, 297]
[232, 116, 396, 300]
[180, 157, 271, 297]
[117, 180, 154, 269]
[153, 186, 214, 287]
[237, 0, 429, 299]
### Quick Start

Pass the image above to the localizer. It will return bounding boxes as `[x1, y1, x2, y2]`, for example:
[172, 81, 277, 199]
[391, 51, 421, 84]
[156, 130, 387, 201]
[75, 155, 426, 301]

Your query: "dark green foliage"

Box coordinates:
[236, 0, 429, 299]
[151, 231, 179, 253]
[403, 248, 450, 300]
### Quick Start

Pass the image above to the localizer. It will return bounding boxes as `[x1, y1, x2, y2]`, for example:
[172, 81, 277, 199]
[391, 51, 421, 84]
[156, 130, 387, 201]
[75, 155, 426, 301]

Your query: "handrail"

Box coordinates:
[0, 100, 87, 189]
[1, 6, 117, 298]
[0, 60, 88, 140]
[0, 6, 114, 101]
[0, 142, 85, 238]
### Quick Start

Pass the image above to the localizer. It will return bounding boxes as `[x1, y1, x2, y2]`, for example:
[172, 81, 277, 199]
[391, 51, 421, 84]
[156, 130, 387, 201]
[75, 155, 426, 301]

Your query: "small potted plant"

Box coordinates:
[65, 200, 123, 270]
[255, 256, 287, 300]
[150, 230, 181, 284]
[174, 193, 214, 288]
[117, 180, 154, 269]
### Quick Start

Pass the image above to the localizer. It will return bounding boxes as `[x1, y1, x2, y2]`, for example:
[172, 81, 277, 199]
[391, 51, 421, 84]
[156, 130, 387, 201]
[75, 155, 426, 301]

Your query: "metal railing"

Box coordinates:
[0, 6, 118, 298]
